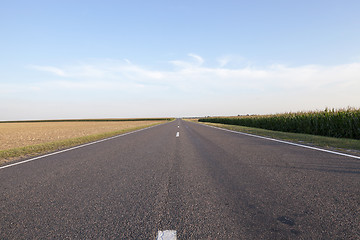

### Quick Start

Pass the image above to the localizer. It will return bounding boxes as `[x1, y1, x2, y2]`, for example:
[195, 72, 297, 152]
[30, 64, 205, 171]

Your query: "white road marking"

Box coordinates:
[176, 132, 180, 137]
[201, 124, 360, 160]
[178, 126, 179, 128]
[156, 230, 177, 240]
[0, 122, 170, 170]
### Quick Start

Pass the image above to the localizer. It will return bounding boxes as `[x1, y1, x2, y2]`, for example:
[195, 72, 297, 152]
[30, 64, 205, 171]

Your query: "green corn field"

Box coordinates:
[198, 108, 360, 140]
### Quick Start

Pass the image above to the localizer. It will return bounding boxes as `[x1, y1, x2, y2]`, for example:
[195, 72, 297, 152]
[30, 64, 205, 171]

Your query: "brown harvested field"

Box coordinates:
[0, 120, 164, 151]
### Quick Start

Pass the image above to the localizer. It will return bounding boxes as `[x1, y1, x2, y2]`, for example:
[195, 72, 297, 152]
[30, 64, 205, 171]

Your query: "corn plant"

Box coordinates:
[199, 108, 360, 139]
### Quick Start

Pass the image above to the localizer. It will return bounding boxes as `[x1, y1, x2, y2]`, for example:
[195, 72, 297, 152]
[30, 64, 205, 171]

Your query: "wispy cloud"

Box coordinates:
[24, 56, 360, 95]
[217, 55, 248, 67]
[4, 54, 358, 118]
[188, 53, 204, 65]
[170, 53, 205, 69]
[29, 65, 67, 77]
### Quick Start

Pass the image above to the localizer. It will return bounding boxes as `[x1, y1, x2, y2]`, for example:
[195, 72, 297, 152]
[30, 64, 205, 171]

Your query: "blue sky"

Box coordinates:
[1, 0, 360, 120]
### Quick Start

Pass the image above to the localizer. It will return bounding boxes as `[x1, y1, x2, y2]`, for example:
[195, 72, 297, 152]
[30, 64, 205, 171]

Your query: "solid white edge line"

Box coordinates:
[197, 123, 360, 160]
[0, 121, 172, 170]
[156, 230, 177, 240]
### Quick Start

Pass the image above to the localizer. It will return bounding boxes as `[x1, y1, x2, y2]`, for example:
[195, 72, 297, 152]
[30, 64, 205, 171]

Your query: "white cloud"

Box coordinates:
[218, 57, 230, 67]
[188, 53, 204, 65]
[124, 58, 132, 64]
[217, 55, 248, 67]
[2, 54, 359, 119]
[23, 56, 360, 97]
[29, 65, 67, 77]
[170, 53, 205, 69]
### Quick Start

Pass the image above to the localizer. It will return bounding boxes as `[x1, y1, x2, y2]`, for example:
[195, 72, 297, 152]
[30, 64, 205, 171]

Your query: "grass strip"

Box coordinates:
[0, 122, 164, 166]
[195, 121, 360, 154]
[198, 108, 360, 140]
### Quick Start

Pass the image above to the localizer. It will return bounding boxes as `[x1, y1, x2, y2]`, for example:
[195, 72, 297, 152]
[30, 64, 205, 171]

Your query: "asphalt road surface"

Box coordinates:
[1, 119, 359, 239]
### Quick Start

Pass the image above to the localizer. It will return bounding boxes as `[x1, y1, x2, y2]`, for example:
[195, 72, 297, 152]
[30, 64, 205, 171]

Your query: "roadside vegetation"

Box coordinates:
[199, 108, 360, 140]
[196, 122, 360, 153]
[0, 119, 172, 165]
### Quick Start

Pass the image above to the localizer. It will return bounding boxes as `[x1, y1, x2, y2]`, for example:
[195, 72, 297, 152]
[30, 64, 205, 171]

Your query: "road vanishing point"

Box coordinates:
[1, 119, 359, 239]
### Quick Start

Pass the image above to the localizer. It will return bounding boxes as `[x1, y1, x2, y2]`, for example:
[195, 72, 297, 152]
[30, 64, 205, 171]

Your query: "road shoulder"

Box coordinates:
[187, 120, 360, 157]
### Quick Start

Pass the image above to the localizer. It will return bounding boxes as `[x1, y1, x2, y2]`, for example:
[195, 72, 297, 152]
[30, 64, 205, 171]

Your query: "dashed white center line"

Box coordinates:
[156, 230, 177, 240]
[176, 132, 179, 137]
[178, 126, 179, 128]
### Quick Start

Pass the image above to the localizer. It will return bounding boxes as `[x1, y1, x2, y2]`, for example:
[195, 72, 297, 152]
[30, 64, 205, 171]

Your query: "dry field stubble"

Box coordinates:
[0, 121, 163, 151]
[0, 120, 166, 164]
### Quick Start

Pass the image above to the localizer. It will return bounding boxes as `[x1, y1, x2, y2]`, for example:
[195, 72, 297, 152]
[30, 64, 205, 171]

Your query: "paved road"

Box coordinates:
[1, 119, 359, 239]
